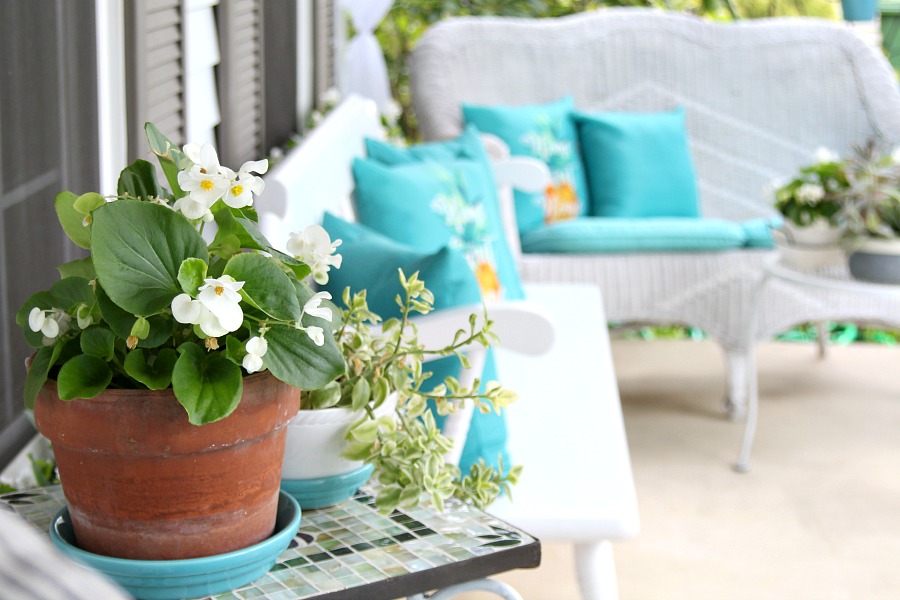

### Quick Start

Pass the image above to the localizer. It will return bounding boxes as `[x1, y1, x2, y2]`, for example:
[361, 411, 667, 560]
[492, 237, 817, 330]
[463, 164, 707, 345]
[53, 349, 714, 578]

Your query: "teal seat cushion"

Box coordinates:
[519, 217, 747, 253]
[462, 96, 589, 234]
[320, 213, 510, 476]
[573, 107, 700, 219]
[320, 213, 482, 319]
[741, 217, 780, 249]
[353, 132, 523, 302]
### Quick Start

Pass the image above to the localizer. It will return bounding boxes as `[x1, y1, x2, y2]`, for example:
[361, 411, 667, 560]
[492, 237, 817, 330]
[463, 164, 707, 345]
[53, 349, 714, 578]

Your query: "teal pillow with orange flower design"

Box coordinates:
[462, 96, 589, 235]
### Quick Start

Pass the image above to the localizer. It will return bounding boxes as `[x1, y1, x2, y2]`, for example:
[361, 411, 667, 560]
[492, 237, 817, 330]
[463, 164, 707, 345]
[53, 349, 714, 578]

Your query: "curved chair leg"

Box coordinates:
[574, 540, 618, 600]
[724, 349, 749, 421]
[816, 321, 828, 359]
[410, 578, 524, 600]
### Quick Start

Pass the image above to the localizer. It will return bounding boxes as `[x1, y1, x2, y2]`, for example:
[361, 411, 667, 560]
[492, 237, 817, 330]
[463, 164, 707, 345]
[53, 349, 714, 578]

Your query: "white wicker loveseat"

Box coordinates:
[410, 8, 900, 415]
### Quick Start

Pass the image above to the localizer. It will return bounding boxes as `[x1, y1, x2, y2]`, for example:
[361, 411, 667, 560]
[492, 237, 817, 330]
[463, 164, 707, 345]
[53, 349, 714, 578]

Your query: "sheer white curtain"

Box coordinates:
[338, 0, 393, 114]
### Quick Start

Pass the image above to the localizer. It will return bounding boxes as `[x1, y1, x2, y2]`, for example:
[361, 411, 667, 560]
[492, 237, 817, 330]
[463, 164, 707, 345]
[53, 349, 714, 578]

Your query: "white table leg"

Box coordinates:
[733, 271, 770, 473]
[575, 540, 619, 600]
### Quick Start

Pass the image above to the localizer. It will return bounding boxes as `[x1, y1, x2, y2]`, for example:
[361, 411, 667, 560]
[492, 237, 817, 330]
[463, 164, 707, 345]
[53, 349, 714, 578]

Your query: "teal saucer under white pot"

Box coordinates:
[281, 464, 374, 508]
[48, 491, 301, 600]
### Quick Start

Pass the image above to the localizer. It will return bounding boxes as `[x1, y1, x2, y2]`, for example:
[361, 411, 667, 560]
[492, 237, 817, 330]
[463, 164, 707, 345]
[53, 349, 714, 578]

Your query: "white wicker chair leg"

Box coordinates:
[816, 321, 828, 358]
[574, 540, 619, 600]
[723, 349, 749, 421]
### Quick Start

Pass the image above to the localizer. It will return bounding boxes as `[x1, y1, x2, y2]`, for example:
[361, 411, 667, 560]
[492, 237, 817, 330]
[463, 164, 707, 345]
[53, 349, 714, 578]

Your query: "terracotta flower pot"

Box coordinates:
[34, 371, 300, 560]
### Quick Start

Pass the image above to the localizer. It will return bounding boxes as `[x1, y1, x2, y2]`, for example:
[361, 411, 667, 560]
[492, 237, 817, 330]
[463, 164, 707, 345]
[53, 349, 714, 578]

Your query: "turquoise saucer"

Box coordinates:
[49, 491, 301, 600]
[281, 464, 374, 508]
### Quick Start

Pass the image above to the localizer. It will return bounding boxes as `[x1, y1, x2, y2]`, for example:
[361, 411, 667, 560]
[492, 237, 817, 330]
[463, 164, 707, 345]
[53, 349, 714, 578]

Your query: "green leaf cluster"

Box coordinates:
[19, 123, 345, 426]
[312, 270, 520, 514]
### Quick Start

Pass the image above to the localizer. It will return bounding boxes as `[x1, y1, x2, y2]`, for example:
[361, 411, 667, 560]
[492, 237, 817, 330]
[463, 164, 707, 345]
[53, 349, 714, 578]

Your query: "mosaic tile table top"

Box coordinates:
[1, 486, 540, 599]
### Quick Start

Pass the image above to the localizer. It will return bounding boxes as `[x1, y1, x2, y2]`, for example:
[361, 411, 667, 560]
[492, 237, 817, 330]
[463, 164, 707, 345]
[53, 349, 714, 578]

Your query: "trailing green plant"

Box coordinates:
[306, 270, 521, 513]
[833, 140, 900, 239]
[18, 125, 345, 425]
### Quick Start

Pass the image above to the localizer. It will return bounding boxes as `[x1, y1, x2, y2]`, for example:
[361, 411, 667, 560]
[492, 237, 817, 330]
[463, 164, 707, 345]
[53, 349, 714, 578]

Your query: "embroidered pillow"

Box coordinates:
[462, 96, 589, 234]
[352, 132, 524, 301]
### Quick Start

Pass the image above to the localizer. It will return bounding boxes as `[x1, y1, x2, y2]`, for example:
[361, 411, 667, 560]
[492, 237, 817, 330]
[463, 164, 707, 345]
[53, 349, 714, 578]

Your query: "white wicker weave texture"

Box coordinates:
[409, 8, 900, 414]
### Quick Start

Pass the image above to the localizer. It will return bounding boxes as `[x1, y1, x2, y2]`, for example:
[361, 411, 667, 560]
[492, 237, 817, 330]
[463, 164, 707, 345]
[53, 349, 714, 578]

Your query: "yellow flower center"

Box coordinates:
[214, 285, 225, 296]
[231, 184, 244, 197]
[200, 179, 214, 191]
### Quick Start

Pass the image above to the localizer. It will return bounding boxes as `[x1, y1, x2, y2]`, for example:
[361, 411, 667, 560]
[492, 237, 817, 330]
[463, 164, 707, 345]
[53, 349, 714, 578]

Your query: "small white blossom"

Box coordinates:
[383, 99, 402, 123]
[242, 336, 268, 373]
[321, 87, 342, 105]
[176, 143, 229, 215]
[28, 308, 70, 344]
[795, 182, 825, 205]
[286, 225, 342, 285]
[172, 293, 202, 324]
[302, 291, 333, 322]
[305, 325, 325, 347]
[196, 276, 245, 336]
[220, 159, 268, 209]
[815, 147, 840, 164]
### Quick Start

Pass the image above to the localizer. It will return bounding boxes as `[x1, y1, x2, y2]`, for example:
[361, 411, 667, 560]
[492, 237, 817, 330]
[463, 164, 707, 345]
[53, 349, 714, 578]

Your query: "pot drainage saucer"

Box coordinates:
[281, 464, 374, 509]
[49, 491, 301, 600]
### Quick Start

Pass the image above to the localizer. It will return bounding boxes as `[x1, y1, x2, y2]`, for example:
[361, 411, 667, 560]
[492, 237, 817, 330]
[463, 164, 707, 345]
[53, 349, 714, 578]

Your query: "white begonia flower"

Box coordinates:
[796, 182, 825, 205]
[321, 87, 342, 105]
[286, 225, 343, 285]
[242, 336, 268, 373]
[815, 147, 840, 163]
[302, 291, 333, 322]
[196, 276, 245, 335]
[172, 293, 203, 324]
[176, 142, 229, 214]
[383, 99, 402, 123]
[29, 308, 59, 338]
[220, 159, 268, 209]
[305, 325, 325, 347]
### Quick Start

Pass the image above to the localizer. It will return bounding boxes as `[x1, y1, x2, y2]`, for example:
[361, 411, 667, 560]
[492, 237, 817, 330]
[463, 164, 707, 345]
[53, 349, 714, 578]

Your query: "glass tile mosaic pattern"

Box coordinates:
[2, 486, 537, 599]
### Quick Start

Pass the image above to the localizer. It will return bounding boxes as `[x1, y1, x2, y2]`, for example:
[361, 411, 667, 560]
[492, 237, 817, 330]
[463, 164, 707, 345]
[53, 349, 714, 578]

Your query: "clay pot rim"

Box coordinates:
[37, 369, 274, 398]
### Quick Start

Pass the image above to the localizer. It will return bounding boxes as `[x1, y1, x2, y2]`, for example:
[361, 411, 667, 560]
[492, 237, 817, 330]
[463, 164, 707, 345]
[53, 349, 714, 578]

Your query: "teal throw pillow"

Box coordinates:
[320, 213, 482, 319]
[365, 125, 486, 165]
[519, 217, 747, 254]
[353, 137, 523, 301]
[573, 107, 700, 219]
[462, 96, 589, 234]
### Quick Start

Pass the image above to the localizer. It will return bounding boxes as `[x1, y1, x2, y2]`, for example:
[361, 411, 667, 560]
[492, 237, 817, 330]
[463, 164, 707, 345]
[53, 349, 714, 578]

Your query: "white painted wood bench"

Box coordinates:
[261, 95, 640, 600]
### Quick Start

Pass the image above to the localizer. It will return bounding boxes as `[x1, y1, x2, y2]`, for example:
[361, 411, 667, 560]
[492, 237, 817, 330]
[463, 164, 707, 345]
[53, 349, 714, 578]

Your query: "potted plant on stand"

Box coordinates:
[16, 125, 345, 596]
[282, 270, 521, 513]
[772, 148, 847, 268]
[834, 141, 900, 283]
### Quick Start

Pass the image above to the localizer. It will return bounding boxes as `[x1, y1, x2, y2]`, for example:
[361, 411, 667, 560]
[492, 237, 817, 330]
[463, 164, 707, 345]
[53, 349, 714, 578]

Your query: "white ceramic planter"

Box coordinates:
[772, 227, 845, 270]
[281, 393, 397, 479]
[781, 219, 844, 247]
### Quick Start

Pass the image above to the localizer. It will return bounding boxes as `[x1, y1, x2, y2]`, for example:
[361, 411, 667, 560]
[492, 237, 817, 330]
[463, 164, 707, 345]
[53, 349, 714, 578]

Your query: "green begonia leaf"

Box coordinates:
[53, 191, 91, 249]
[124, 348, 178, 390]
[178, 257, 208, 296]
[23, 344, 64, 410]
[49, 277, 93, 311]
[224, 253, 300, 322]
[263, 324, 345, 391]
[79, 326, 116, 361]
[73, 192, 105, 215]
[57, 355, 113, 400]
[212, 208, 265, 252]
[57, 257, 95, 280]
[97, 285, 172, 348]
[117, 159, 170, 202]
[172, 342, 243, 425]
[145, 122, 187, 199]
[91, 201, 208, 315]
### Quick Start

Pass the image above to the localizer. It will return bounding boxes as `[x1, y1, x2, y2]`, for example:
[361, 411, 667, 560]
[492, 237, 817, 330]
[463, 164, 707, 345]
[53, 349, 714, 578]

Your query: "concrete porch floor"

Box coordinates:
[463, 338, 900, 599]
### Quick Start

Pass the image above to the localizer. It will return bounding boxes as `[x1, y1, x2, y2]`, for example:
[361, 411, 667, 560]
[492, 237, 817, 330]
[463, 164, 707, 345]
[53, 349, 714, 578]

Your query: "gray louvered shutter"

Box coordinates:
[217, 0, 265, 167]
[314, 0, 339, 107]
[0, 1, 99, 467]
[126, 0, 187, 161]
